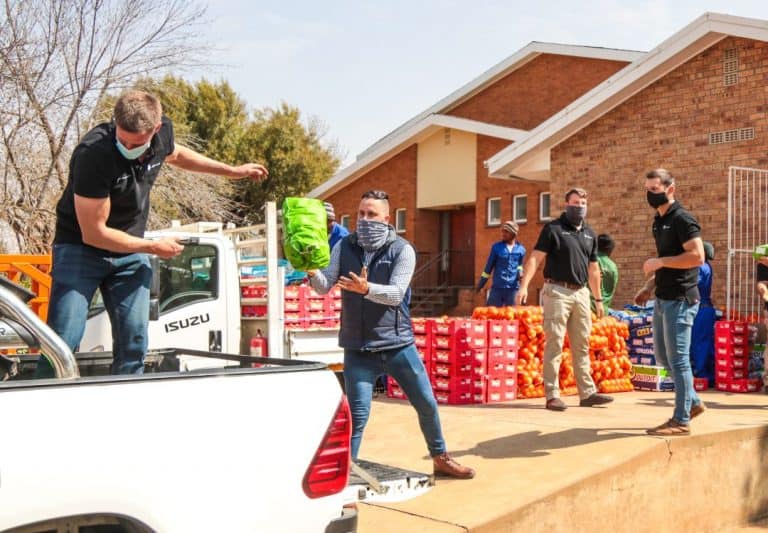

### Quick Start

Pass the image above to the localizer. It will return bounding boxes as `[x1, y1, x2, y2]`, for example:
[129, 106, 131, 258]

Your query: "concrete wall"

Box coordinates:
[551, 37, 768, 309]
[477, 426, 768, 532]
[417, 129, 477, 209]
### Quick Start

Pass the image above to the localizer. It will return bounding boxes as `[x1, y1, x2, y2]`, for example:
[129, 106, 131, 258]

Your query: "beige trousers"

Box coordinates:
[541, 283, 597, 400]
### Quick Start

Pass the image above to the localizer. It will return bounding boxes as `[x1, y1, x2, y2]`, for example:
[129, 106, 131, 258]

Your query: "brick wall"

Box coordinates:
[475, 135, 549, 304]
[551, 37, 768, 309]
[324, 144, 442, 260]
[448, 54, 630, 129]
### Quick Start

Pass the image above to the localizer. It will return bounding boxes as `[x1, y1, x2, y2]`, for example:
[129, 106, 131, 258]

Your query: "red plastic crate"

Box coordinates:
[716, 368, 746, 380]
[485, 384, 517, 403]
[283, 285, 307, 299]
[434, 388, 476, 405]
[386, 380, 407, 400]
[431, 361, 486, 378]
[715, 334, 749, 347]
[486, 348, 518, 367]
[693, 377, 709, 391]
[715, 344, 748, 358]
[433, 348, 486, 366]
[715, 320, 747, 335]
[433, 375, 475, 392]
[487, 319, 520, 338]
[728, 378, 762, 393]
[716, 356, 749, 369]
[412, 318, 429, 335]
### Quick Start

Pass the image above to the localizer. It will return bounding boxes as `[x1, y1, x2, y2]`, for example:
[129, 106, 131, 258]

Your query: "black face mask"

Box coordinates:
[646, 190, 669, 209]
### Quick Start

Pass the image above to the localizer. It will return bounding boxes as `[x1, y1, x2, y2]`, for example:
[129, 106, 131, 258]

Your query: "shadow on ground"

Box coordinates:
[447, 427, 644, 459]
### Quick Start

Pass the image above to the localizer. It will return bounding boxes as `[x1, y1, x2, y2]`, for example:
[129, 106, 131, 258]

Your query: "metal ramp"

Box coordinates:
[346, 460, 434, 503]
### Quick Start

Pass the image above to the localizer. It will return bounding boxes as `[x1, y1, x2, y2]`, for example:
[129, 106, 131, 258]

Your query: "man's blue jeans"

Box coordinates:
[653, 298, 702, 424]
[36, 244, 152, 377]
[344, 343, 447, 460]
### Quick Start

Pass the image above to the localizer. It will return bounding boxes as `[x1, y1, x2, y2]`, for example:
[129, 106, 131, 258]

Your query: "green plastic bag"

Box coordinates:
[281, 197, 330, 270]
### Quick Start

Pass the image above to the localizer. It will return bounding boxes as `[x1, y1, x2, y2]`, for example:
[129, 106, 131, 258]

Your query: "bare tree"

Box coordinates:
[0, 0, 208, 252]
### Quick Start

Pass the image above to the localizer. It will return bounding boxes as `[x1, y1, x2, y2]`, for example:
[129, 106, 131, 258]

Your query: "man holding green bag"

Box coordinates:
[308, 190, 475, 480]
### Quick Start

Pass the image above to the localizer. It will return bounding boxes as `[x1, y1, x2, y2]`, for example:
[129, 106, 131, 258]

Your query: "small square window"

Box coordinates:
[513, 195, 527, 224]
[487, 197, 501, 226]
[340, 215, 351, 229]
[395, 208, 406, 233]
[539, 192, 552, 221]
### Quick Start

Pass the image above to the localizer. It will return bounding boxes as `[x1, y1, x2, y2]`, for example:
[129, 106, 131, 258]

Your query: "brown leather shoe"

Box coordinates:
[690, 401, 706, 419]
[433, 453, 475, 479]
[546, 398, 567, 411]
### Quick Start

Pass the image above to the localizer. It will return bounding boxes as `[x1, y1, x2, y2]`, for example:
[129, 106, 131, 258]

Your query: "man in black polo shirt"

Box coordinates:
[37, 90, 267, 377]
[634, 169, 706, 436]
[516, 187, 613, 411]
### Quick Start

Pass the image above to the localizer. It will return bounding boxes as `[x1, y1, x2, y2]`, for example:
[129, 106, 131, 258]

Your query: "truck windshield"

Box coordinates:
[158, 244, 219, 314]
[86, 244, 219, 318]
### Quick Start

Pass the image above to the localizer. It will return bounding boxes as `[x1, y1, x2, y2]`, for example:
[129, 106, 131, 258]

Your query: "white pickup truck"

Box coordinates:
[0, 277, 357, 533]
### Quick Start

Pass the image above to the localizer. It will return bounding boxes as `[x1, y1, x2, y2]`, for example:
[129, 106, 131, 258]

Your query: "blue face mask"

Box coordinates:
[115, 138, 150, 160]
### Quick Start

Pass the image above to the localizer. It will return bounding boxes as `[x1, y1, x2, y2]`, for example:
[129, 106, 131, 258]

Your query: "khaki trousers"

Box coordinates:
[541, 283, 597, 400]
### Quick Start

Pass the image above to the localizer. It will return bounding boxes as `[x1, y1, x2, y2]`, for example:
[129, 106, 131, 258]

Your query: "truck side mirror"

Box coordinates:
[149, 255, 160, 321]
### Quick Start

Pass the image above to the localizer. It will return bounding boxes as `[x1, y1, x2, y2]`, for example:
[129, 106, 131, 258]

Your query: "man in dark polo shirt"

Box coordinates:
[634, 169, 706, 436]
[37, 90, 267, 377]
[516, 187, 613, 411]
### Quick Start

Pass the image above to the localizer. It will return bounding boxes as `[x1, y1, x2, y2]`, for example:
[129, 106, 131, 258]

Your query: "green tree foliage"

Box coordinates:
[235, 102, 342, 223]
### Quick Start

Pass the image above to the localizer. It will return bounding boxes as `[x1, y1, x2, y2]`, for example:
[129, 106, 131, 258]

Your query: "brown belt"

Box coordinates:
[544, 278, 585, 290]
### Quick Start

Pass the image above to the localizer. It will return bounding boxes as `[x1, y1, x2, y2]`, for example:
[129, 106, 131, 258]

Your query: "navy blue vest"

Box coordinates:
[338, 231, 414, 351]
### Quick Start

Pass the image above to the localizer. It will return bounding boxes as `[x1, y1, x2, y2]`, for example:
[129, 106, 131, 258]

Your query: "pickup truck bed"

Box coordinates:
[0, 348, 356, 533]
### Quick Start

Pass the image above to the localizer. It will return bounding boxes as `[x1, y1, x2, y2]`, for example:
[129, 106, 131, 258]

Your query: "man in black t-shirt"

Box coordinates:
[635, 169, 706, 436]
[756, 260, 768, 388]
[37, 90, 268, 377]
[516, 187, 613, 411]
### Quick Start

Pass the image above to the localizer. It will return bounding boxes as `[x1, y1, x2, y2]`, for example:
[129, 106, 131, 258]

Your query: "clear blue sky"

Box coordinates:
[189, 0, 766, 166]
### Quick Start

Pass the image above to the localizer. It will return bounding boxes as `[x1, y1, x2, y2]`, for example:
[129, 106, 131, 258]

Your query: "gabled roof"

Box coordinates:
[310, 42, 644, 199]
[486, 12, 768, 179]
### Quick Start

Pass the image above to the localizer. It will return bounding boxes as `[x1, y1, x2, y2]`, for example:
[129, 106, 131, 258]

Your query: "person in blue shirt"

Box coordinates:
[690, 241, 715, 386]
[325, 201, 349, 250]
[476, 221, 526, 307]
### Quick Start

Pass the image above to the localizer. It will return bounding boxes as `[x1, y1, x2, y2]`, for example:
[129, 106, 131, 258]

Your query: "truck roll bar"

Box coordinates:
[0, 280, 79, 379]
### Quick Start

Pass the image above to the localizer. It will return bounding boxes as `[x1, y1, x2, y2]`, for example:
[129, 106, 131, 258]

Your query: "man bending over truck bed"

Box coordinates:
[308, 189, 475, 480]
[36, 90, 268, 377]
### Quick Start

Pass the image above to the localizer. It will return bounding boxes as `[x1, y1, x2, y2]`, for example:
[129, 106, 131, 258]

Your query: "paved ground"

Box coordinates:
[355, 390, 768, 532]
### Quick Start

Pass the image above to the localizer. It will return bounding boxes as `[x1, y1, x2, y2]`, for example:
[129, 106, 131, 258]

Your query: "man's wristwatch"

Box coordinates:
[595, 298, 603, 302]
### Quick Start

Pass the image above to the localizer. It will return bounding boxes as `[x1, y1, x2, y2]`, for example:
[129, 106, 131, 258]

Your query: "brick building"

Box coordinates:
[310, 43, 641, 312]
[488, 13, 768, 311]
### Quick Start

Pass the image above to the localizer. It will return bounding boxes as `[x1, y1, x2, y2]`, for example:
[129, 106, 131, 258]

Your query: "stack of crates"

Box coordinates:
[386, 318, 487, 404]
[430, 319, 487, 405]
[283, 285, 306, 329]
[714, 321, 761, 392]
[485, 320, 520, 403]
[282, 285, 342, 329]
[240, 284, 267, 317]
[305, 285, 342, 329]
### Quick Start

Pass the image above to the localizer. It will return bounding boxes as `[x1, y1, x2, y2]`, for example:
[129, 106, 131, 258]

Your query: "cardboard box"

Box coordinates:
[631, 364, 674, 391]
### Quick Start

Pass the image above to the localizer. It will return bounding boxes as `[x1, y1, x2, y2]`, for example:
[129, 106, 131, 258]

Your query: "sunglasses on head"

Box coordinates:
[361, 190, 389, 200]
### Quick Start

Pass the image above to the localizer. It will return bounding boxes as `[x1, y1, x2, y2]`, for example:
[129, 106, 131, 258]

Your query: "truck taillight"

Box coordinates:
[302, 395, 351, 499]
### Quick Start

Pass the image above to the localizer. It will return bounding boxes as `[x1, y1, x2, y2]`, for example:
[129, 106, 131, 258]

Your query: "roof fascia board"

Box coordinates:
[486, 18, 738, 176]
[430, 114, 528, 141]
